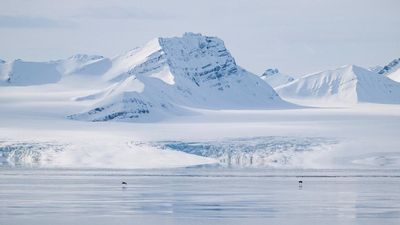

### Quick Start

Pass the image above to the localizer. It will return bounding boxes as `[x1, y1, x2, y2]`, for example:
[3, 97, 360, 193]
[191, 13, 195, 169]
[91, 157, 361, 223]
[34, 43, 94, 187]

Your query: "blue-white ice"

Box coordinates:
[152, 136, 338, 167]
[2, 136, 337, 168]
[2, 136, 400, 169]
[0, 140, 64, 166]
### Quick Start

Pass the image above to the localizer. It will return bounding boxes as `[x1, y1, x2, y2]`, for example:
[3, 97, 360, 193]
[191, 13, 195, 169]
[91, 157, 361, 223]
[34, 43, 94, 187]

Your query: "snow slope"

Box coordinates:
[387, 68, 400, 82]
[259, 68, 294, 88]
[277, 65, 400, 105]
[70, 33, 289, 121]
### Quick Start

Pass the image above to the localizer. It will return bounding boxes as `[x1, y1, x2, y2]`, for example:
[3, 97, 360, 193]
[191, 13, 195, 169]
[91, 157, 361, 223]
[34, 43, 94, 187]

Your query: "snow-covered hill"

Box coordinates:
[69, 33, 290, 121]
[0, 55, 111, 86]
[0, 59, 61, 86]
[259, 68, 294, 88]
[57, 54, 112, 76]
[277, 65, 400, 105]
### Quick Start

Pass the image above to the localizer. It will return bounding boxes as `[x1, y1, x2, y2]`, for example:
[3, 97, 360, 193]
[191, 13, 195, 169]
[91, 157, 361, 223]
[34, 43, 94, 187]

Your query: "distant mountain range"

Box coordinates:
[1, 33, 399, 121]
[276, 65, 400, 104]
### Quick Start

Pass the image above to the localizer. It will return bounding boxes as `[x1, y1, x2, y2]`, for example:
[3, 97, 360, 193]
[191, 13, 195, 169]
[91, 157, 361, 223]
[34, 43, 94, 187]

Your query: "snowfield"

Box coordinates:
[0, 80, 399, 169]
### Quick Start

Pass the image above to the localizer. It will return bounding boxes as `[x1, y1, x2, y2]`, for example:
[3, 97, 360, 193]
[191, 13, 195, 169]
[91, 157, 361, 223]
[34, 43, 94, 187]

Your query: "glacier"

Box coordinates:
[152, 136, 339, 168]
[0, 136, 338, 168]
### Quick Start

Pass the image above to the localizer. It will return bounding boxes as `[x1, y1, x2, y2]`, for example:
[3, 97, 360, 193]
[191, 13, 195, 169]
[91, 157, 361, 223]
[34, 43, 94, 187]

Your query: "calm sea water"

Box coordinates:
[1, 168, 400, 225]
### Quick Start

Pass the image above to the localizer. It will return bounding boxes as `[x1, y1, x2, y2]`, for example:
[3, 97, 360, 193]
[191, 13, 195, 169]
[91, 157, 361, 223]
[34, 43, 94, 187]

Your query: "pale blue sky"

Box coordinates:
[0, 0, 399, 75]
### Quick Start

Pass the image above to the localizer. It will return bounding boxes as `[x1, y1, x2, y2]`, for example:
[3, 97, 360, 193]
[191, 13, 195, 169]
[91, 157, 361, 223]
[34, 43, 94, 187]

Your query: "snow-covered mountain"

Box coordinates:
[277, 65, 400, 105]
[2, 33, 400, 122]
[0, 59, 61, 86]
[69, 33, 290, 121]
[0, 54, 112, 86]
[259, 68, 294, 88]
[57, 54, 112, 76]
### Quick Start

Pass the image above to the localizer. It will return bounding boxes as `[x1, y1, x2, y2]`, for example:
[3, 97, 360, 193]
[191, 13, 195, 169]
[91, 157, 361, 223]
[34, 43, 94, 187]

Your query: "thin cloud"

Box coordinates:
[0, 15, 75, 29]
